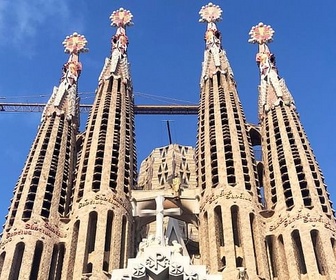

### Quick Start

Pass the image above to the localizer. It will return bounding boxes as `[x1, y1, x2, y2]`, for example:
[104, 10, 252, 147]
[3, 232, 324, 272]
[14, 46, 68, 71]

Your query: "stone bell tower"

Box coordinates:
[197, 3, 268, 279]
[63, 8, 137, 280]
[0, 32, 87, 280]
[249, 22, 336, 279]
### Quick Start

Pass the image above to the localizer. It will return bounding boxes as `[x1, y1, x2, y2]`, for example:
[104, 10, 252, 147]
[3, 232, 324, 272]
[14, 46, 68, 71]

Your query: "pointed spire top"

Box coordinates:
[108, 8, 133, 56]
[110, 8, 133, 27]
[199, 3, 223, 23]
[62, 32, 88, 55]
[105, 8, 133, 82]
[248, 22, 274, 45]
[249, 23, 295, 117]
[42, 32, 88, 122]
[199, 3, 227, 80]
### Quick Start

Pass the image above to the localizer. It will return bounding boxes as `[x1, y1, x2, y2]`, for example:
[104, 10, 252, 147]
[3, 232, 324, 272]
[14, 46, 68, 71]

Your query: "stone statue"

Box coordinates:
[237, 267, 248, 280]
[171, 240, 183, 256]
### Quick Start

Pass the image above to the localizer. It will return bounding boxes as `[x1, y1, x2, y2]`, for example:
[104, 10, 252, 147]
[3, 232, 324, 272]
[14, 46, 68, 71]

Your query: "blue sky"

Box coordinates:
[0, 1, 335, 227]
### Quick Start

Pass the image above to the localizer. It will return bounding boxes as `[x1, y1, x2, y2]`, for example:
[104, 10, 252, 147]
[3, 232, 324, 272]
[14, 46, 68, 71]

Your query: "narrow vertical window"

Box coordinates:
[331, 238, 336, 260]
[9, 242, 25, 280]
[203, 211, 210, 268]
[48, 245, 59, 280]
[249, 213, 259, 275]
[278, 235, 289, 278]
[30, 241, 44, 280]
[67, 220, 80, 279]
[266, 235, 277, 278]
[55, 243, 65, 280]
[292, 230, 307, 274]
[214, 206, 224, 246]
[119, 216, 127, 268]
[88, 212, 98, 253]
[0, 252, 6, 277]
[311, 230, 326, 275]
[83, 212, 98, 273]
[103, 210, 113, 272]
[231, 205, 240, 246]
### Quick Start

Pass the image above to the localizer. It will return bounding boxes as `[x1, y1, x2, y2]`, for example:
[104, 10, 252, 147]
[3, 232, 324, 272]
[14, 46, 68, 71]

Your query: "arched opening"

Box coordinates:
[30, 241, 44, 279]
[67, 220, 80, 279]
[0, 251, 6, 277]
[214, 206, 224, 246]
[292, 230, 307, 274]
[103, 210, 114, 272]
[203, 211, 209, 268]
[331, 238, 336, 260]
[311, 230, 326, 275]
[119, 215, 127, 268]
[9, 242, 25, 280]
[48, 244, 59, 280]
[249, 213, 259, 275]
[278, 235, 289, 278]
[231, 205, 240, 246]
[83, 212, 98, 274]
[265, 235, 277, 278]
[55, 243, 65, 280]
[236, 256, 243, 267]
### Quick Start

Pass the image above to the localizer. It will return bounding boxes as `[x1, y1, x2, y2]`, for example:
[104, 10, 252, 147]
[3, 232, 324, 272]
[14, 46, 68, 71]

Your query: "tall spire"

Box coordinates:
[0, 32, 87, 280]
[42, 32, 88, 122]
[199, 2, 222, 63]
[65, 8, 136, 279]
[250, 23, 336, 278]
[249, 23, 294, 119]
[98, 8, 133, 83]
[197, 4, 267, 278]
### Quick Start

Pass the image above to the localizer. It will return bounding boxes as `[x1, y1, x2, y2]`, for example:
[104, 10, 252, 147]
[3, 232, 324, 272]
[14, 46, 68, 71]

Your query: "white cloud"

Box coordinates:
[0, 0, 83, 51]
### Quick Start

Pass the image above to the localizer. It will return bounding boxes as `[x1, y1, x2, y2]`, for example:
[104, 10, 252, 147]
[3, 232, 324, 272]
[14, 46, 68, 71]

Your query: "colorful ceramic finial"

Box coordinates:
[110, 8, 133, 27]
[199, 2, 223, 23]
[248, 22, 274, 45]
[62, 32, 88, 54]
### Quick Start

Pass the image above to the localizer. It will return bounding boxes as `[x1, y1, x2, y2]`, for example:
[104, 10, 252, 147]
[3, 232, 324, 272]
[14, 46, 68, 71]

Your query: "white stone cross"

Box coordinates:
[139, 195, 181, 245]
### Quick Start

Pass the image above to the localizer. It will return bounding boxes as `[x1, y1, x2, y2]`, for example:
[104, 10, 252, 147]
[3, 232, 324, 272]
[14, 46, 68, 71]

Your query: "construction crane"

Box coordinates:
[0, 102, 198, 115]
[0, 101, 261, 151]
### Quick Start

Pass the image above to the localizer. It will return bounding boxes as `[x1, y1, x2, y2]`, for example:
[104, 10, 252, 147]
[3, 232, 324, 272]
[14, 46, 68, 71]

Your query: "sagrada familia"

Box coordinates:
[0, 3, 335, 280]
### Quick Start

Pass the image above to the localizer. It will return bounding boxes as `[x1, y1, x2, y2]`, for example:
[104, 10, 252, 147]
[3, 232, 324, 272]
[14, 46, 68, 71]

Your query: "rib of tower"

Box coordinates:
[249, 23, 336, 279]
[63, 9, 136, 279]
[197, 4, 268, 278]
[0, 33, 86, 280]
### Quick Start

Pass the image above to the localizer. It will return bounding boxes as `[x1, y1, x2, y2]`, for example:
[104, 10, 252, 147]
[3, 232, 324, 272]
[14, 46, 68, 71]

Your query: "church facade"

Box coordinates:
[0, 3, 336, 280]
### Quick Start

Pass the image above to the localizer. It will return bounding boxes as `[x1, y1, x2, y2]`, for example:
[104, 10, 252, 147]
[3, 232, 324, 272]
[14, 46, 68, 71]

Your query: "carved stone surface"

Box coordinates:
[111, 240, 221, 280]
[170, 262, 184, 276]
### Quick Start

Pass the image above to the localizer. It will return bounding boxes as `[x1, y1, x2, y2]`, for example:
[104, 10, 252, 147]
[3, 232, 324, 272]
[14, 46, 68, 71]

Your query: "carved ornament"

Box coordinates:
[200, 189, 252, 211]
[269, 211, 336, 233]
[62, 32, 88, 54]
